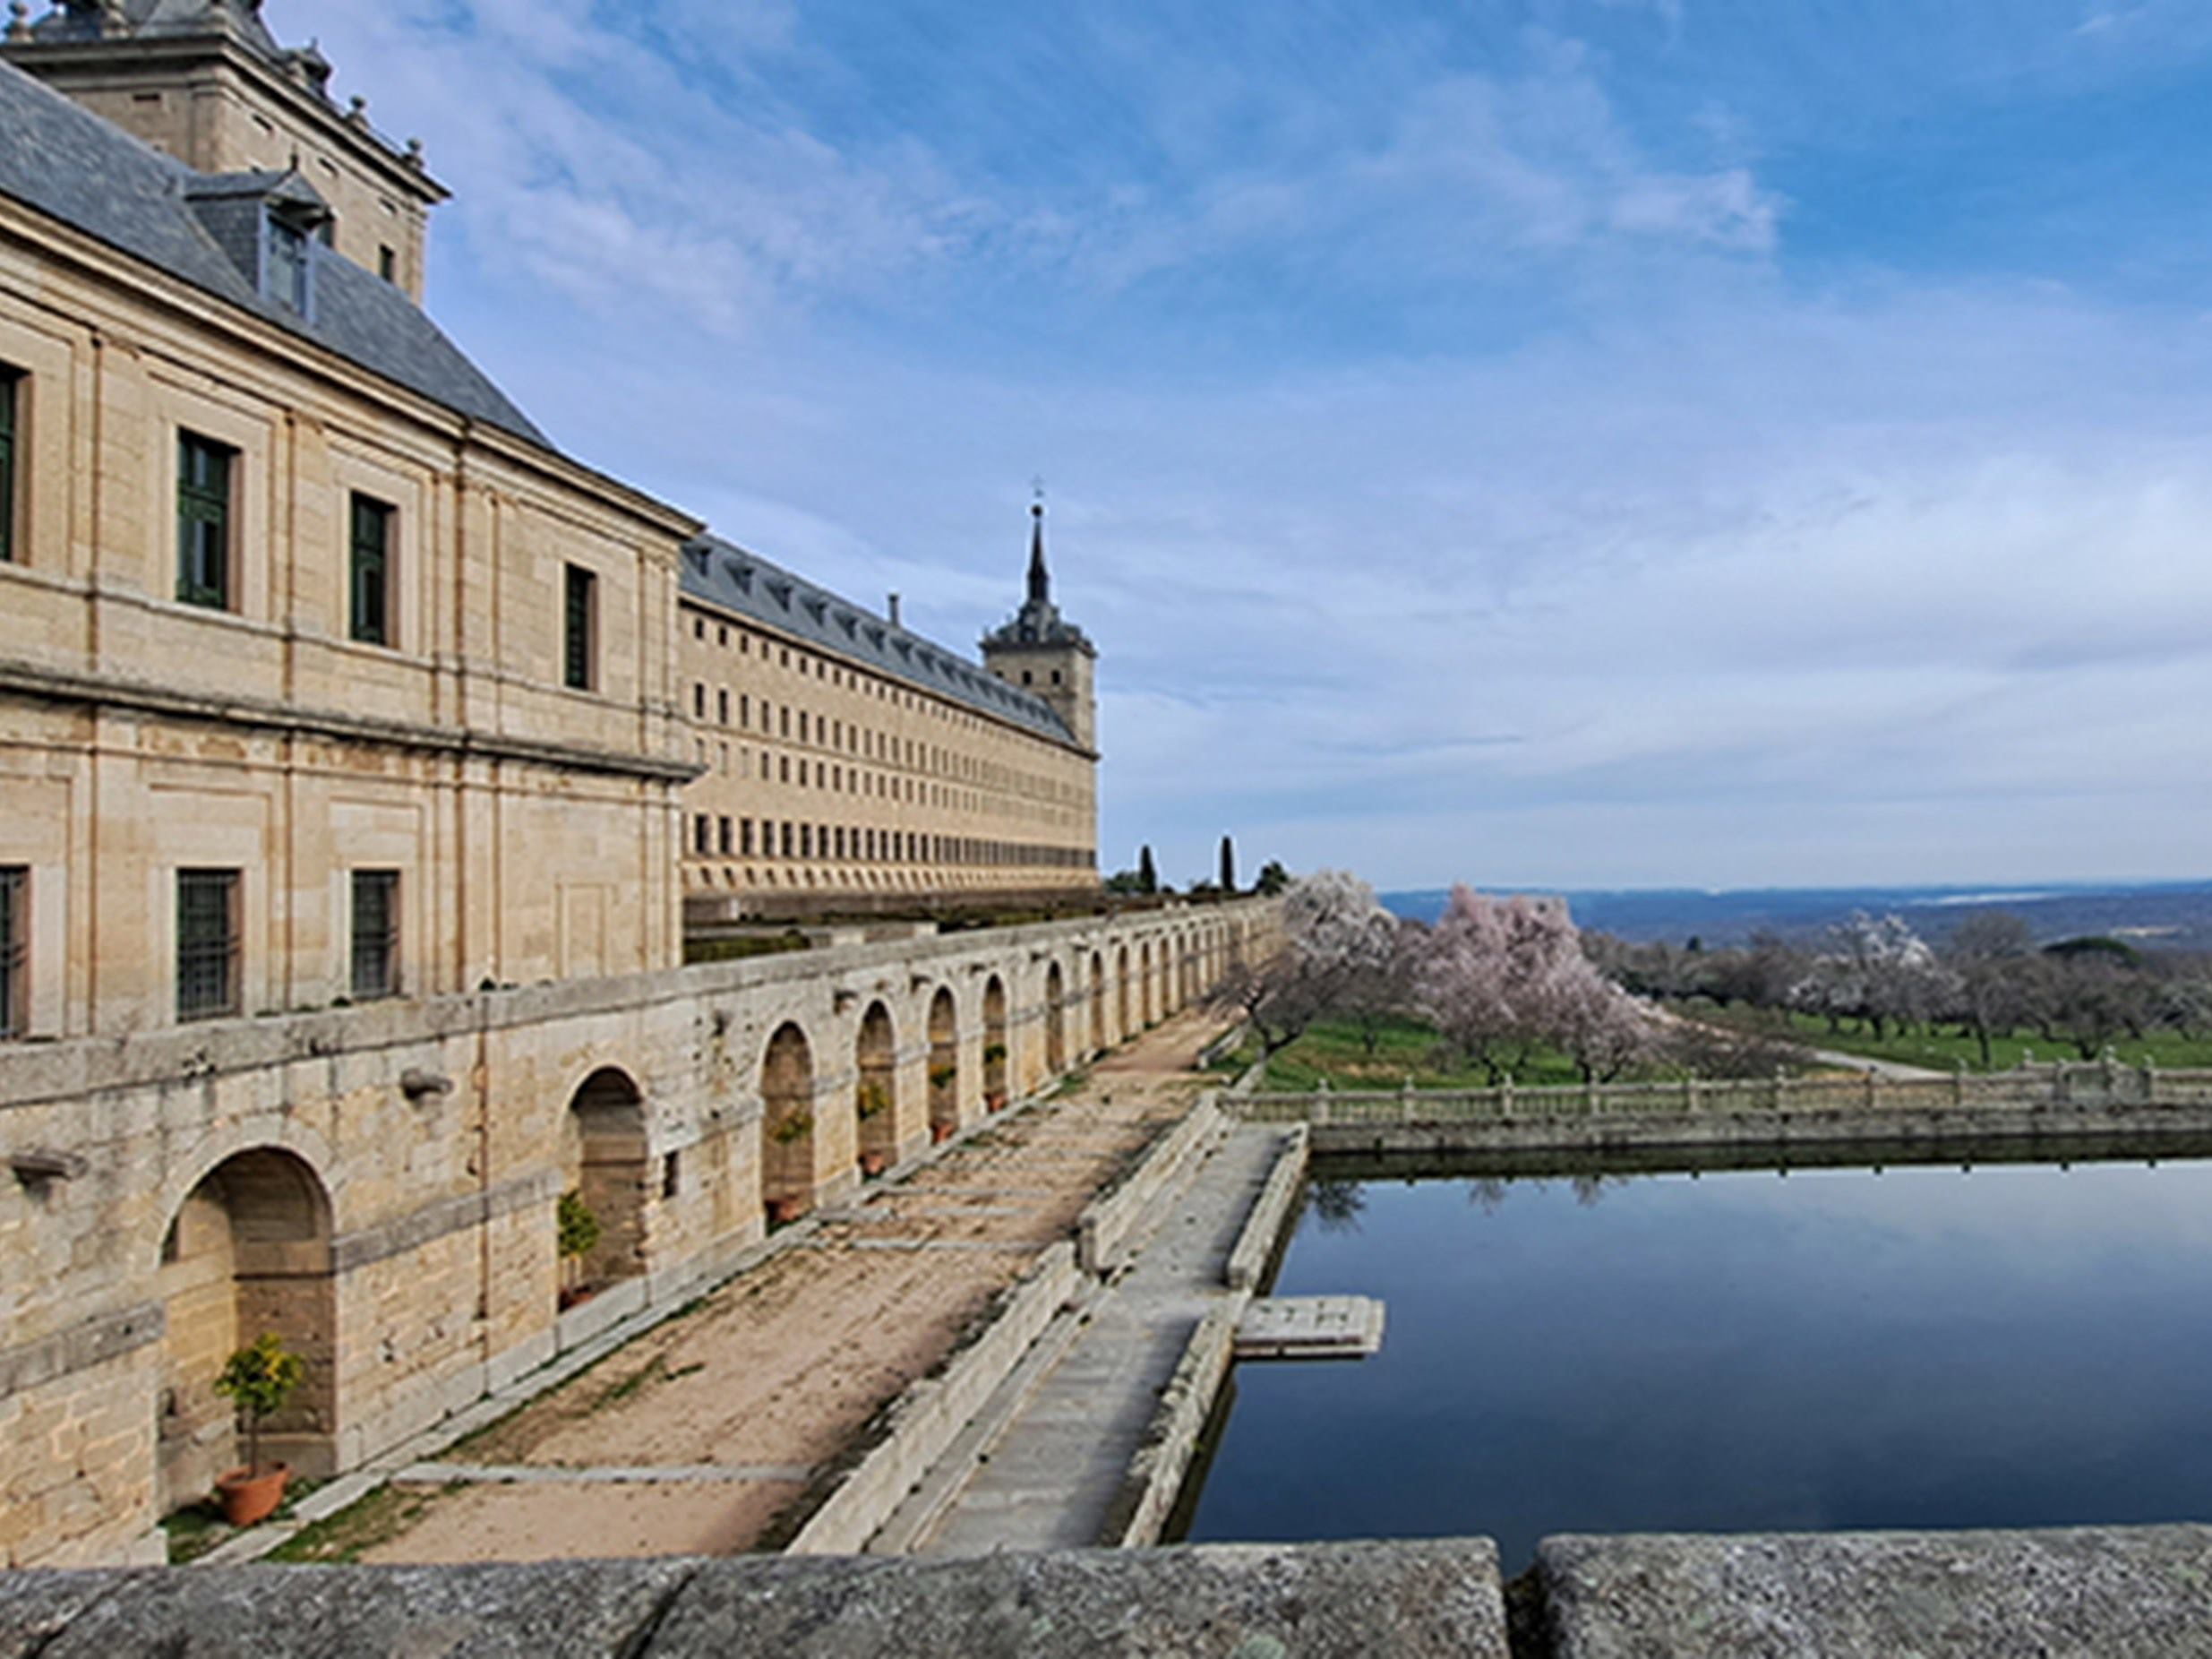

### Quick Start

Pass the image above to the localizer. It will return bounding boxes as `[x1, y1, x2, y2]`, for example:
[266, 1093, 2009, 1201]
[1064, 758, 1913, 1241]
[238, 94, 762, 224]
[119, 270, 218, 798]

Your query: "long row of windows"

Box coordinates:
[688, 814, 1092, 870]
[691, 678, 1080, 809]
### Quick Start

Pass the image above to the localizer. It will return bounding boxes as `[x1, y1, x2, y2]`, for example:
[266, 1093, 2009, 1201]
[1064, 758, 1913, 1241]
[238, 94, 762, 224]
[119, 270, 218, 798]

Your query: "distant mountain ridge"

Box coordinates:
[1378, 881, 2212, 952]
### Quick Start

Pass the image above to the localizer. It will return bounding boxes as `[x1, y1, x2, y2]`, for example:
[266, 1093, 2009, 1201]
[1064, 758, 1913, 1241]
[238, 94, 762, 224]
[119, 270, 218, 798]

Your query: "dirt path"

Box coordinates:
[329, 1009, 1235, 1564]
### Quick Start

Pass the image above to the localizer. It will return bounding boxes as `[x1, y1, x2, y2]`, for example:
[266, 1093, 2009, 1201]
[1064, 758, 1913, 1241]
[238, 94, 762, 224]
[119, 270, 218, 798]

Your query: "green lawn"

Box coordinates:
[1682, 1001, 2212, 1074]
[1223, 1015, 1588, 1091]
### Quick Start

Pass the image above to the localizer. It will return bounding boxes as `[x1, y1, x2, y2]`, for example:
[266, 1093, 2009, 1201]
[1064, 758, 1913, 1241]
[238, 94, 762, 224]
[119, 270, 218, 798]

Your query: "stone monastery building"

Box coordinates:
[0, 0, 1266, 1570]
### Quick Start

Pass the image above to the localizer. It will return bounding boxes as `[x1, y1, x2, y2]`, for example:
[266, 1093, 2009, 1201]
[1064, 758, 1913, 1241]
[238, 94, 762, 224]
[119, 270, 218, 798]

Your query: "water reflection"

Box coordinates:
[1176, 1142, 2212, 1570]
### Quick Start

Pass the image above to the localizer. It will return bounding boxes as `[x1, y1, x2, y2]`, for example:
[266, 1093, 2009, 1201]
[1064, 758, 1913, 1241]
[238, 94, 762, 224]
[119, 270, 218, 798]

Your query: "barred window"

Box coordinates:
[176, 869, 239, 1022]
[0, 867, 24, 1039]
[350, 870, 399, 1001]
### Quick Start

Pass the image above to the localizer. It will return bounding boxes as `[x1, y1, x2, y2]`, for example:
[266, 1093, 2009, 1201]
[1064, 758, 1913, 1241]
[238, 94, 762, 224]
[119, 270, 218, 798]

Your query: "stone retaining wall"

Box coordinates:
[784, 1242, 1085, 1555]
[0, 899, 1279, 1568]
[1076, 1098, 1227, 1276]
[1225, 1125, 1307, 1293]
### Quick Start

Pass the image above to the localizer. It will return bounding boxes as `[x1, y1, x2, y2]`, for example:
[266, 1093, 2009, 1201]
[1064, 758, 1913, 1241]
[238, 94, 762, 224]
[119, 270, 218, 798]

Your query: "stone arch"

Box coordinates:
[1139, 941, 1155, 1025]
[928, 985, 959, 1140]
[155, 1148, 336, 1512]
[562, 1066, 648, 1297]
[855, 1000, 898, 1177]
[761, 1022, 817, 1224]
[983, 974, 1009, 1108]
[1117, 943, 1132, 1039]
[1045, 959, 1067, 1074]
[1089, 950, 1108, 1053]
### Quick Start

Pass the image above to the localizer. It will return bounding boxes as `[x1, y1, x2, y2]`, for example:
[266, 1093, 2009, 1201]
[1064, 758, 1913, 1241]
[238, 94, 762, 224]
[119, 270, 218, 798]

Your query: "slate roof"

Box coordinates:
[681, 535, 1080, 748]
[0, 58, 546, 445]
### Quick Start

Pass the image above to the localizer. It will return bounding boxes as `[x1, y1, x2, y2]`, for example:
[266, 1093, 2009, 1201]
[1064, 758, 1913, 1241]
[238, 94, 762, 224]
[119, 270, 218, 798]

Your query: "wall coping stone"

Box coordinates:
[0, 1540, 1505, 1657]
[1539, 1525, 2212, 1658]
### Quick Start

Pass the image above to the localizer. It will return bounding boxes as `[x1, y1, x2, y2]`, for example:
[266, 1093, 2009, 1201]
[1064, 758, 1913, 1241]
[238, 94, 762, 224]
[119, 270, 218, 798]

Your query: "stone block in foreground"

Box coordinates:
[1539, 1526, 2212, 1658]
[0, 1540, 1506, 1657]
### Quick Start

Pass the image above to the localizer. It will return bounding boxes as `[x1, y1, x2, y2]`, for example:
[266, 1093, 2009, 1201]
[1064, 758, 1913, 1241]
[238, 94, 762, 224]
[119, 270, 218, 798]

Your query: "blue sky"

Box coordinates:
[276, 0, 2212, 890]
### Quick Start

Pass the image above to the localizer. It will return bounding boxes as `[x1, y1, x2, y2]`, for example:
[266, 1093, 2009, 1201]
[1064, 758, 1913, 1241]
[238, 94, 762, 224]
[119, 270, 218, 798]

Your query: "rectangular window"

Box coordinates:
[0, 866, 24, 1039]
[176, 432, 234, 609]
[349, 493, 393, 645]
[717, 816, 733, 855]
[176, 869, 239, 1022]
[563, 563, 595, 690]
[717, 688, 729, 726]
[350, 870, 399, 1001]
[0, 368, 18, 563]
[269, 216, 311, 313]
[694, 813, 712, 855]
[740, 819, 754, 856]
[378, 245, 397, 283]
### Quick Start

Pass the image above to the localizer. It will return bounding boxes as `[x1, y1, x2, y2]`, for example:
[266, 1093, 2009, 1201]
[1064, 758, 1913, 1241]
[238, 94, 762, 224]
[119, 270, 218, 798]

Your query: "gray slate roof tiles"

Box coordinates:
[0, 57, 546, 446]
[682, 536, 1078, 747]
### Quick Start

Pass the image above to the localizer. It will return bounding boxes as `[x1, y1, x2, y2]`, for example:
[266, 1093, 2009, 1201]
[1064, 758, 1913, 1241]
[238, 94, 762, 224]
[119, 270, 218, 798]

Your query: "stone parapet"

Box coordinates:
[0, 1541, 1508, 1657]
[1538, 1526, 2212, 1658]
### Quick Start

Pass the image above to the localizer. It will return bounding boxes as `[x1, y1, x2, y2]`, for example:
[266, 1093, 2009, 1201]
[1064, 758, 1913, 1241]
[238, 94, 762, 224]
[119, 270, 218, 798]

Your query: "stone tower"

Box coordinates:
[982, 503, 1098, 753]
[1, 0, 446, 298]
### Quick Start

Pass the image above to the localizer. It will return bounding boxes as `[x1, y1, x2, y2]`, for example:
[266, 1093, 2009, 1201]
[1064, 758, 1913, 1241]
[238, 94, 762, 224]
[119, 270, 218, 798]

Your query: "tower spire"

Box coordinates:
[1027, 498, 1050, 606]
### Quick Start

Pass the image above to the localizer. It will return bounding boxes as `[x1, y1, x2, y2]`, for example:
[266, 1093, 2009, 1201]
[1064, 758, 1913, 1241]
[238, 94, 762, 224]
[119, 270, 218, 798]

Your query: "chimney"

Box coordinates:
[887, 593, 901, 627]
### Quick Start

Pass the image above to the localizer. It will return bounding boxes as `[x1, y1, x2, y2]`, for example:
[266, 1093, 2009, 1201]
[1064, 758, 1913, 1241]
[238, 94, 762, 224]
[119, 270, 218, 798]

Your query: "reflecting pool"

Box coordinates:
[1174, 1152, 2212, 1569]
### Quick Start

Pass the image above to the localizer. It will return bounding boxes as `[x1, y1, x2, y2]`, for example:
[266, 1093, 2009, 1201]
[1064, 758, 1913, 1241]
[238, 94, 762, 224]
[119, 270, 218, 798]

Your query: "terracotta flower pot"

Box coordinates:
[930, 1122, 954, 1145]
[215, 1463, 290, 1528]
[859, 1152, 887, 1178]
[767, 1196, 804, 1226]
[987, 1092, 1007, 1113]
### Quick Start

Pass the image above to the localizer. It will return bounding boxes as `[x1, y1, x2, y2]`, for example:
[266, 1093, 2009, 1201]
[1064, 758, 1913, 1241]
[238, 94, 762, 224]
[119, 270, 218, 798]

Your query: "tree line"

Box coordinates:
[1590, 910, 2212, 1066]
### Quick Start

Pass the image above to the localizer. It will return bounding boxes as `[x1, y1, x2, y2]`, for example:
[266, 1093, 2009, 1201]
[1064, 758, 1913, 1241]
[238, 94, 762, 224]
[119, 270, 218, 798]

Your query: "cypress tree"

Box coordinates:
[1138, 845, 1158, 895]
[1219, 834, 1236, 893]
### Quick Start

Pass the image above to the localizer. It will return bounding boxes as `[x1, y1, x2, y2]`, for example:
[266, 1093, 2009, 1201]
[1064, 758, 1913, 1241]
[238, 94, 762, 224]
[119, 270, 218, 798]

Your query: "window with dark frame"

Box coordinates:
[350, 870, 399, 1001]
[0, 368, 18, 564]
[176, 433, 234, 609]
[563, 563, 596, 690]
[176, 869, 239, 1022]
[349, 493, 393, 645]
[0, 867, 24, 1040]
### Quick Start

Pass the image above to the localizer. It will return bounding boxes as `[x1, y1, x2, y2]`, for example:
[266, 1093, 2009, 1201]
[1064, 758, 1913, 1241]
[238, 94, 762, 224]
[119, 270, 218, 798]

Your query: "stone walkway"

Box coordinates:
[219, 1010, 1236, 1566]
[898, 1119, 1290, 1555]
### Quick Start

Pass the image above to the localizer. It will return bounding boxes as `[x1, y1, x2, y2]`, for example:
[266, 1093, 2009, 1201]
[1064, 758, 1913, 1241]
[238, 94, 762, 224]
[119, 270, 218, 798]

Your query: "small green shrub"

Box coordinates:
[213, 1333, 305, 1477]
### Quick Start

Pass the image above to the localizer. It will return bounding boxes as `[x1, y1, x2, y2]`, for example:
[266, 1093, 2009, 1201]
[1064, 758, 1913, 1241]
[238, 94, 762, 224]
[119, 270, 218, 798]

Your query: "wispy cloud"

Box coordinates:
[268, 1, 2212, 888]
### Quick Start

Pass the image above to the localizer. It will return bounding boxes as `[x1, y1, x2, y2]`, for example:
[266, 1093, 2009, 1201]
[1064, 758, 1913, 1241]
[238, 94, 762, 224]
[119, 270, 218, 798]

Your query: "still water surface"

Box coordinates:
[1176, 1156, 2212, 1568]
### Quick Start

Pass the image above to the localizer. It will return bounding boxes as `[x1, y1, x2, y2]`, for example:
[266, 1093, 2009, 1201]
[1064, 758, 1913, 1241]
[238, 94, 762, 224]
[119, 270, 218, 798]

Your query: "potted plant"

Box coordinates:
[211, 1332, 305, 1527]
[556, 1190, 600, 1311]
[929, 1063, 957, 1092]
[769, 1107, 813, 1145]
[855, 1079, 890, 1119]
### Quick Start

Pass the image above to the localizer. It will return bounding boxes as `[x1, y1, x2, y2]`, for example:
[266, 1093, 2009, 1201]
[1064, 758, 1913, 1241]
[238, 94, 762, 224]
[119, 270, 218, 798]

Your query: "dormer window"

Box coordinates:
[269, 212, 311, 314]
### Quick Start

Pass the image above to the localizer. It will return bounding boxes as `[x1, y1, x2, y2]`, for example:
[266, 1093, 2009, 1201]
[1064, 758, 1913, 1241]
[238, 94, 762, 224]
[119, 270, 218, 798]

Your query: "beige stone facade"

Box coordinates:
[676, 587, 1098, 919]
[0, 186, 695, 1036]
[0, 2, 1174, 1576]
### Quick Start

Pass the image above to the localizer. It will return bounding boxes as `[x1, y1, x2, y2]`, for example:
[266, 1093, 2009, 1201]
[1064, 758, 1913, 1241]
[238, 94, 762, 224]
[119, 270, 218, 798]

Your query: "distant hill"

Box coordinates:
[1379, 881, 2212, 953]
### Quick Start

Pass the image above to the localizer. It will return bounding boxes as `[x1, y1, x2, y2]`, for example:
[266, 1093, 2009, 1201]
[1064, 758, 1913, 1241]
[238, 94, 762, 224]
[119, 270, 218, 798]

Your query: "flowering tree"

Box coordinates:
[1416, 886, 1651, 1081]
[1793, 912, 1957, 1038]
[1213, 870, 1399, 1057]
